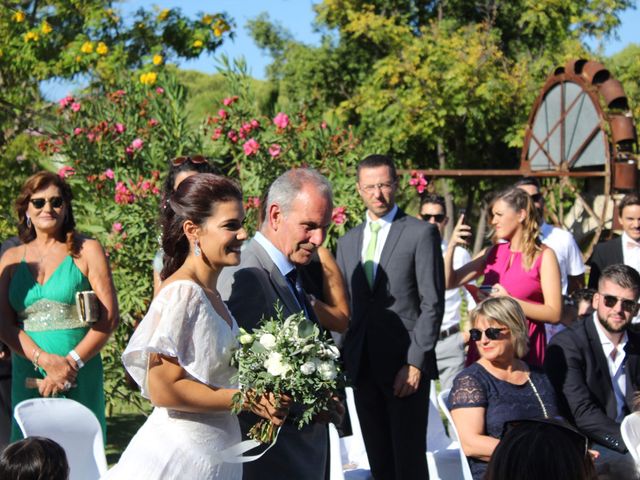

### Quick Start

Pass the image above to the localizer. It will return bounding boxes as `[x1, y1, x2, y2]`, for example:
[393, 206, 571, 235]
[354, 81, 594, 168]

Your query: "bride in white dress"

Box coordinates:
[104, 173, 288, 479]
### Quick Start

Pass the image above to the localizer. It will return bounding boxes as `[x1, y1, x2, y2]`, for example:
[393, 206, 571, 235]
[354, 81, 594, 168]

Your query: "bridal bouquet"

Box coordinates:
[231, 306, 344, 443]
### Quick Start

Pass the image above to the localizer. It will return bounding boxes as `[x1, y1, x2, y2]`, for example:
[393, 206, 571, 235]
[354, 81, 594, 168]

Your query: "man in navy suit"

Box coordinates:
[337, 154, 445, 479]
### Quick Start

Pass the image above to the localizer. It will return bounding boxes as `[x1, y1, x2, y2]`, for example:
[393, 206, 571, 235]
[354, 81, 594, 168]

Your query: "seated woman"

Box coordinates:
[448, 296, 559, 480]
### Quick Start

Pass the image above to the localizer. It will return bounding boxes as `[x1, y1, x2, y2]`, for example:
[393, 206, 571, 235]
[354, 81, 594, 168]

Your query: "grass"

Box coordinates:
[105, 397, 150, 466]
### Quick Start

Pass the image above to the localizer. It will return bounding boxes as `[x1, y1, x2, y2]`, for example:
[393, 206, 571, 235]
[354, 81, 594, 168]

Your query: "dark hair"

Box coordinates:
[514, 176, 541, 190]
[356, 154, 397, 181]
[0, 436, 69, 480]
[598, 264, 640, 299]
[486, 420, 596, 480]
[419, 193, 446, 214]
[160, 173, 242, 280]
[161, 156, 218, 209]
[618, 192, 640, 217]
[15, 171, 78, 256]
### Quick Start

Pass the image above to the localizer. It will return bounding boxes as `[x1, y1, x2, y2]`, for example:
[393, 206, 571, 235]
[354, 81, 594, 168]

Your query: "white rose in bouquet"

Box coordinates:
[300, 361, 316, 375]
[264, 352, 290, 377]
[259, 333, 277, 349]
[239, 333, 254, 345]
[317, 361, 338, 381]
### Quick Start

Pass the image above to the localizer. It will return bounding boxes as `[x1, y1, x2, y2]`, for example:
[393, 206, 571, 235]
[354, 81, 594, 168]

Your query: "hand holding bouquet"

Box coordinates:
[231, 306, 345, 443]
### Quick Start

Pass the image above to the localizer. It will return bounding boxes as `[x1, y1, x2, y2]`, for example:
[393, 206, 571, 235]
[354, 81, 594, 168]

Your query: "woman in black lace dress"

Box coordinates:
[447, 297, 559, 479]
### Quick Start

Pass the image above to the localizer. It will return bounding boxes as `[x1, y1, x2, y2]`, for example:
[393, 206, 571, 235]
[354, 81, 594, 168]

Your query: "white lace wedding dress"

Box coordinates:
[103, 281, 242, 479]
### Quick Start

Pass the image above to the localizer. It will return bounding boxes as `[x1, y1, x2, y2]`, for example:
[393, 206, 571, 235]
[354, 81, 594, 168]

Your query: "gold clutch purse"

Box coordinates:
[75, 291, 101, 324]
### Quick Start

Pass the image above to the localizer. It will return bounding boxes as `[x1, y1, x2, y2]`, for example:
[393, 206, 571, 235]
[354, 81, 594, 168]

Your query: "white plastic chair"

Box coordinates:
[14, 398, 107, 480]
[621, 412, 640, 471]
[437, 389, 474, 480]
[426, 382, 466, 479]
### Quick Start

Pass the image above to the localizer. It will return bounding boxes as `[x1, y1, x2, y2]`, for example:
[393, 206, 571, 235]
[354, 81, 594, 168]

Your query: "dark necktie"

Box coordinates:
[285, 269, 308, 314]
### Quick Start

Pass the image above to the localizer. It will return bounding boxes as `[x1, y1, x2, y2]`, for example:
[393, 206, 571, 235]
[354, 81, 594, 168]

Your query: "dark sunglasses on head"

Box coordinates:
[469, 327, 507, 341]
[171, 155, 208, 167]
[600, 293, 639, 314]
[420, 213, 446, 223]
[29, 196, 64, 209]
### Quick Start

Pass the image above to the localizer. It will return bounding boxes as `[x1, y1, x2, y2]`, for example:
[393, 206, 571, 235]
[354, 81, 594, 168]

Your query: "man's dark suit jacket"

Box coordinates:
[336, 209, 445, 384]
[587, 237, 623, 289]
[544, 315, 640, 452]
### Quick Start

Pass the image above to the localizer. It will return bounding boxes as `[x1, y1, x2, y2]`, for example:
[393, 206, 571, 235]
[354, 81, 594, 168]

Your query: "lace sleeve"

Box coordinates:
[448, 373, 487, 409]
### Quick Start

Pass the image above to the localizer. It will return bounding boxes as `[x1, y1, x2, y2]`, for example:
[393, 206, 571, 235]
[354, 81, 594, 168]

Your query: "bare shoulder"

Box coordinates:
[0, 244, 24, 264]
[76, 235, 105, 257]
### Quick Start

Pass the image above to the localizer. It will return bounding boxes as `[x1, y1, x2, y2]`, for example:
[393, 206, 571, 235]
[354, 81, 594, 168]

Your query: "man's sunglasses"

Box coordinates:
[171, 155, 208, 167]
[600, 293, 639, 314]
[530, 193, 544, 203]
[469, 327, 507, 341]
[29, 196, 64, 209]
[421, 213, 446, 223]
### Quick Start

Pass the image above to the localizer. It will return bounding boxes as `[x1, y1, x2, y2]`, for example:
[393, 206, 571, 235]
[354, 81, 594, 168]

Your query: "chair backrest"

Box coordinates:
[437, 389, 474, 480]
[427, 381, 452, 452]
[14, 398, 107, 480]
[621, 412, 640, 467]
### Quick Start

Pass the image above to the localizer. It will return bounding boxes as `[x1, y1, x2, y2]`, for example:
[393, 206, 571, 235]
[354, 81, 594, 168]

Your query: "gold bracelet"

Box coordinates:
[32, 348, 42, 371]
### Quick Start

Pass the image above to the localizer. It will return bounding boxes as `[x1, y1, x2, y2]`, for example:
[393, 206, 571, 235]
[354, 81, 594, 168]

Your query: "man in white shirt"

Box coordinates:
[545, 264, 640, 478]
[419, 194, 475, 390]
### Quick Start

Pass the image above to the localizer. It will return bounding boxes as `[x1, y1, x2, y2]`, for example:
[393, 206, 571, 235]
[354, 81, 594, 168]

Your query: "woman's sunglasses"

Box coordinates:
[600, 293, 639, 314]
[469, 327, 507, 341]
[420, 213, 446, 223]
[171, 155, 208, 167]
[29, 196, 64, 209]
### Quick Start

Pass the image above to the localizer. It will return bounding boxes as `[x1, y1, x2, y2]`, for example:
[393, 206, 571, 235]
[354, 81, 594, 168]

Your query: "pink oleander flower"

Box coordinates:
[73, 127, 83, 135]
[332, 206, 347, 225]
[114, 89, 126, 97]
[212, 128, 223, 140]
[321, 121, 328, 129]
[59, 96, 74, 108]
[112, 222, 123, 233]
[140, 180, 151, 191]
[104, 168, 114, 179]
[148, 118, 159, 127]
[223, 96, 238, 106]
[408, 171, 428, 194]
[227, 130, 238, 143]
[273, 112, 289, 129]
[114, 181, 135, 204]
[114, 123, 126, 134]
[241, 123, 252, 133]
[155, 87, 165, 94]
[250, 119, 260, 128]
[243, 138, 260, 156]
[245, 196, 261, 210]
[87, 132, 96, 143]
[70, 102, 81, 112]
[268, 144, 281, 158]
[131, 138, 144, 150]
[57, 166, 75, 178]
[125, 146, 133, 155]
[152, 186, 160, 195]
[218, 109, 228, 119]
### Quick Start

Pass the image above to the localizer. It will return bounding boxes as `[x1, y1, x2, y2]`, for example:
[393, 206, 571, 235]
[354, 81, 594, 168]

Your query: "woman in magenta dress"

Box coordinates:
[444, 187, 562, 367]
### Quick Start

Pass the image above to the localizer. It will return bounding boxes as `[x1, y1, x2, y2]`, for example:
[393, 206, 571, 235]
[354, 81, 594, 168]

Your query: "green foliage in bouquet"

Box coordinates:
[230, 304, 345, 443]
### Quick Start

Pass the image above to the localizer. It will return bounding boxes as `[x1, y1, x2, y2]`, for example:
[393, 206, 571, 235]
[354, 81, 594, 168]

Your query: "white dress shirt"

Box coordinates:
[360, 204, 398, 281]
[592, 313, 628, 422]
[621, 232, 640, 323]
[441, 241, 476, 331]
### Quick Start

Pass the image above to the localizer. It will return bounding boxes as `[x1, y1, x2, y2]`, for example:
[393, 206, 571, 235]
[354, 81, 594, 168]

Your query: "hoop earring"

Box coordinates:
[194, 239, 201, 257]
[26, 214, 32, 229]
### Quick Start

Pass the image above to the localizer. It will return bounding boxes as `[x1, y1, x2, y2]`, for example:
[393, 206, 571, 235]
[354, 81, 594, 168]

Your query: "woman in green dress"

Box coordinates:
[0, 171, 119, 440]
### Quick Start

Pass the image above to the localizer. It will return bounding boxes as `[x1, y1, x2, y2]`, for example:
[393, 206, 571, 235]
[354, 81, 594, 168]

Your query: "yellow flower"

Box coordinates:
[96, 42, 108, 55]
[157, 9, 169, 21]
[213, 27, 222, 37]
[75, 55, 81, 62]
[81, 41, 94, 54]
[139, 72, 157, 85]
[152, 54, 163, 66]
[24, 31, 39, 42]
[41, 21, 52, 34]
[13, 11, 26, 23]
[202, 14, 213, 25]
[193, 40, 203, 48]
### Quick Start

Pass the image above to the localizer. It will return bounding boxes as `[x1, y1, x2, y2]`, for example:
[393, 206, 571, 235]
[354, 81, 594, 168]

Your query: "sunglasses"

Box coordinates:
[502, 419, 589, 456]
[421, 213, 446, 223]
[600, 293, 639, 314]
[171, 155, 208, 167]
[29, 196, 64, 209]
[469, 327, 507, 341]
[530, 193, 544, 203]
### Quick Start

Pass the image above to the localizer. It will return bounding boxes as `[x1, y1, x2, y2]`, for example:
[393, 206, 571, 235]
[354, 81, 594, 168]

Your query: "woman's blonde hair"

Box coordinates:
[470, 296, 529, 359]
[491, 187, 541, 270]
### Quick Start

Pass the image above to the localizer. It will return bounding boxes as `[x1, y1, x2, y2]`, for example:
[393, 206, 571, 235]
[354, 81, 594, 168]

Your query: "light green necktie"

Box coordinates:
[364, 221, 382, 288]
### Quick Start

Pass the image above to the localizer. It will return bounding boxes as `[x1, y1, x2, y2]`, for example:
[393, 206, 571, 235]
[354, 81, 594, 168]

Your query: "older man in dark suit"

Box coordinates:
[337, 154, 445, 480]
[545, 264, 640, 479]
[218, 168, 334, 480]
[588, 193, 640, 289]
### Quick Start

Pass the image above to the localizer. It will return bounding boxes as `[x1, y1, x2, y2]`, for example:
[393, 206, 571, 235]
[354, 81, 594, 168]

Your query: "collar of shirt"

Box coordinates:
[364, 203, 398, 228]
[540, 222, 552, 241]
[622, 231, 640, 250]
[254, 231, 296, 278]
[592, 312, 628, 364]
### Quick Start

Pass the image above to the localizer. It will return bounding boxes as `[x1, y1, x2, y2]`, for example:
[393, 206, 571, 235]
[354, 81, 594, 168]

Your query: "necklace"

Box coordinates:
[527, 374, 549, 419]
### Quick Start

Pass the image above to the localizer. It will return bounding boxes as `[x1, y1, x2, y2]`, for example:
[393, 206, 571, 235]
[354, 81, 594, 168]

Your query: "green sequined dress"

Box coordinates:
[8, 256, 106, 441]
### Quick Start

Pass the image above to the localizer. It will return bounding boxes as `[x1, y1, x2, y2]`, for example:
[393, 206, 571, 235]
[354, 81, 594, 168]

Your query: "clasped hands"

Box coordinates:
[245, 391, 291, 427]
[36, 352, 78, 397]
